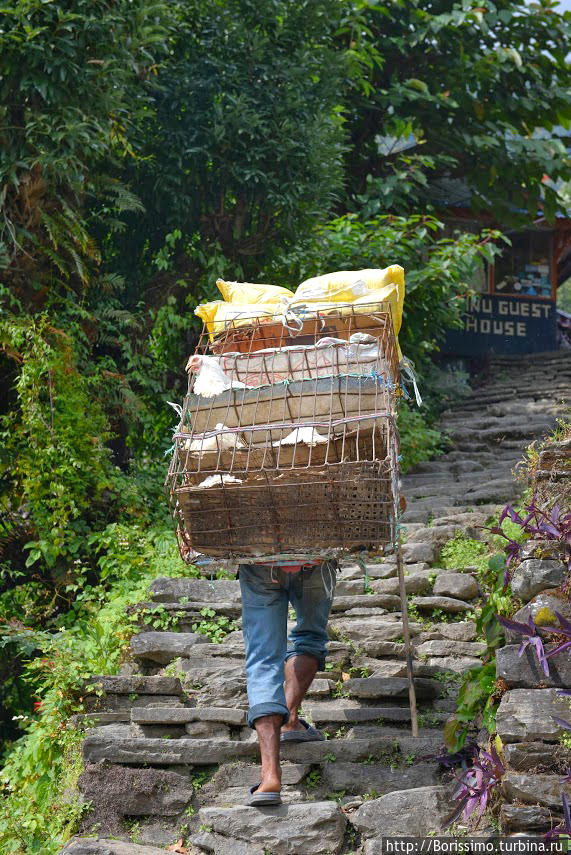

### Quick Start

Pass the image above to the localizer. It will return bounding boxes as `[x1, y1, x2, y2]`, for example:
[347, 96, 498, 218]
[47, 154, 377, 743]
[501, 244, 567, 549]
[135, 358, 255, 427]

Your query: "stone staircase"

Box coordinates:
[62, 351, 571, 855]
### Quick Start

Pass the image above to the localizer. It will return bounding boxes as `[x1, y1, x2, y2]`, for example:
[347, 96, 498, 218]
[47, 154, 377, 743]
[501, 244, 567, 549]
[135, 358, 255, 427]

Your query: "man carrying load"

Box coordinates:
[239, 558, 337, 806]
[168, 269, 405, 809]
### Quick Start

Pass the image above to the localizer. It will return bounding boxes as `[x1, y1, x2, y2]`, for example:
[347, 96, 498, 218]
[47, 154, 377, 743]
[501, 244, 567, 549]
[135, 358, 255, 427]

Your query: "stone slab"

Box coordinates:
[401, 542, 436, 564]
[320, 761, 439, 795]
[496, 688, 571, 743]
[410, 596, 472, 613]
[61, 839, 168, 855]
[304, 704, 411, 724]
[414, 656, 483, 675]
[131, 706, 246, 726]
[370, 575, 430, 596]
[130, 631, 207, 663]
[433, 572, 479, 600]
[77, 763, 193, 817]
[331, 594, 401, 612]
[502, 772, 571, 811]
[214, 763, 311, 788]
[501, 804, 557, 833]
[511, 560, 566, 602]
[83, 694, 186, 714]
[84, 675, 182, 695]
[177, 656, 245, 683]
[496, 644, 571, 688]
[343, 677, 441, 700]
[504, 741, 571, 773]
[83, 735, 258, 765]
[328, 616, 422, 645]
[130, 723, 188, 739]
[426, 622, 477, 642]
[307, 678, 333, 697]
[198, 802, 346, 855]
[281, 735, 440, 763]
[414, 639, 486, 658]
[350, 785, 452, 837]
[191, 831, 264, 855]
[150, 576, 241, 603]
[361, 641, 406, 658]
[185, 721, 230, 739]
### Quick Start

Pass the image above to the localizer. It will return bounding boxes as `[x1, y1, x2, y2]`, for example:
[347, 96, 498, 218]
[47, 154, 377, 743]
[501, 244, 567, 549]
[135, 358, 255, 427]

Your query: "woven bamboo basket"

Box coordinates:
[166, 302, 400, 562]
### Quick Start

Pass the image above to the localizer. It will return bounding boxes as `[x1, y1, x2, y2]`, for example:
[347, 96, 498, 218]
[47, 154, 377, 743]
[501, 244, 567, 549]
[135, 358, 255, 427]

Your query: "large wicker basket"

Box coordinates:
[171, 445, 398, 560]
[166, 302, 400, 562]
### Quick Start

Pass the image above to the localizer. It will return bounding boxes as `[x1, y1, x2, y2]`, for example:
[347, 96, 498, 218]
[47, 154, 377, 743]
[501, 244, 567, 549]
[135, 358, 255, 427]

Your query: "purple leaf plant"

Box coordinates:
[445, 745, 505, 828]
[496, 610, 571, 679]
[545, 792, 571, 841]
[488, 497, 571, 589]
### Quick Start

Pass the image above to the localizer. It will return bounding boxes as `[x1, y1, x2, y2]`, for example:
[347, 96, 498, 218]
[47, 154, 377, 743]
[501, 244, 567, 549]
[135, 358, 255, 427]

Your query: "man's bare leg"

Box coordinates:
[255, 714, 282, 793]
[281, 654, 318, 733]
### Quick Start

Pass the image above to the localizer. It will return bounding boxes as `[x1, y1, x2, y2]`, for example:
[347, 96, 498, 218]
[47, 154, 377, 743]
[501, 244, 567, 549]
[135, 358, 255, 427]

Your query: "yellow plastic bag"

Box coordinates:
[195, 300, 280, 338]
[216, 278, 293, 305]
[196, 268, 405, 352]
[294, 266, 404, 305]
[353, 285, 404, 336]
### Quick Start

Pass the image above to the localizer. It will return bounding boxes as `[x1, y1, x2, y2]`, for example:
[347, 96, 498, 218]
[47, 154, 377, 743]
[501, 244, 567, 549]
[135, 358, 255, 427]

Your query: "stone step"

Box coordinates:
[410, 595, 473, 613]
[131, 705, 247, 726]
[62, 839, 169, 855]
[82, 731, 440, 767]
[196, 801, 346, 855]
[331, 593, 401, 612]
[350, 784, 453, 839]
[302, 702, 413, 724]
[84, 675, 183, 695]
[503, 741, 571, 773]
[130, 631, 208, 664]
[150, 577, 240, 603]
[496, 688, 571, 743]
[496, 643, 571, 689]
[342, 676, 442, 700]
[501, 804, 560, 833]
[138, 599, 241, 617]
[502, 771, 571, 812]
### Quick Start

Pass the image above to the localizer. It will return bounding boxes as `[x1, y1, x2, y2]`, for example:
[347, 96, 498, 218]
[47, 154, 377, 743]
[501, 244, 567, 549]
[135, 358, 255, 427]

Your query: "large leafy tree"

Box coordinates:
[0, 0, 169, 306]
[342, 0, 571, 221]
[112, 0, 349, 284]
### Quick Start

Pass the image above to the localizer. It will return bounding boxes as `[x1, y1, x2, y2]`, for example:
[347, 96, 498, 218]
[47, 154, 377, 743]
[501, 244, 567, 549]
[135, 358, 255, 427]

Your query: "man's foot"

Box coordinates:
[281, 718, 305, 733]
[247, 784, 282, 806]
[254, 714, 282, 794]
[280, 718, 324, 743]
[257, 774, 282, 793]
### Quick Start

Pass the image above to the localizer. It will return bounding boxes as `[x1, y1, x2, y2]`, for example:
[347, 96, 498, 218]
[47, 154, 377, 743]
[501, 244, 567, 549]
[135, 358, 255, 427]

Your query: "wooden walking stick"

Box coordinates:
[397, 537, 419, 737]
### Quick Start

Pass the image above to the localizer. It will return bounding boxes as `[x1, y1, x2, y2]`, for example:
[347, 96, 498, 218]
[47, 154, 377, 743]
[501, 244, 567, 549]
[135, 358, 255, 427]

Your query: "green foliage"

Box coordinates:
[443, 548, 514, 753]
[191, 608, 238, 644]
[440, 533, 490, 575]
[557, 279, 571, 314]
[268, 213, 503, 368]
[117, 0, 349, 277]
[444, 661, 498, 753]
[0, 0, 170, 301]
[0, 316, 119, 572]
[305, 768, 322, 790]
[343, 0, 571, 223]
[0, 525, 193, 853]
[398, 406, 444, 473]
[2, 0, 570, 843]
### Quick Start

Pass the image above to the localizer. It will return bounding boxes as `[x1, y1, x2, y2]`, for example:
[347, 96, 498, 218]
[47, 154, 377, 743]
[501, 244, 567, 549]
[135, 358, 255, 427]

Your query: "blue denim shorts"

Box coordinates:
[238, 561, 337, 728]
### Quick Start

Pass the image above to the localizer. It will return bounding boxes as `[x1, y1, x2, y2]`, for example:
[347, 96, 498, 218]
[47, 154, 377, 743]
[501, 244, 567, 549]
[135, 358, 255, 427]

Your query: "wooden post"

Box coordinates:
[397, 541, 419, 737]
